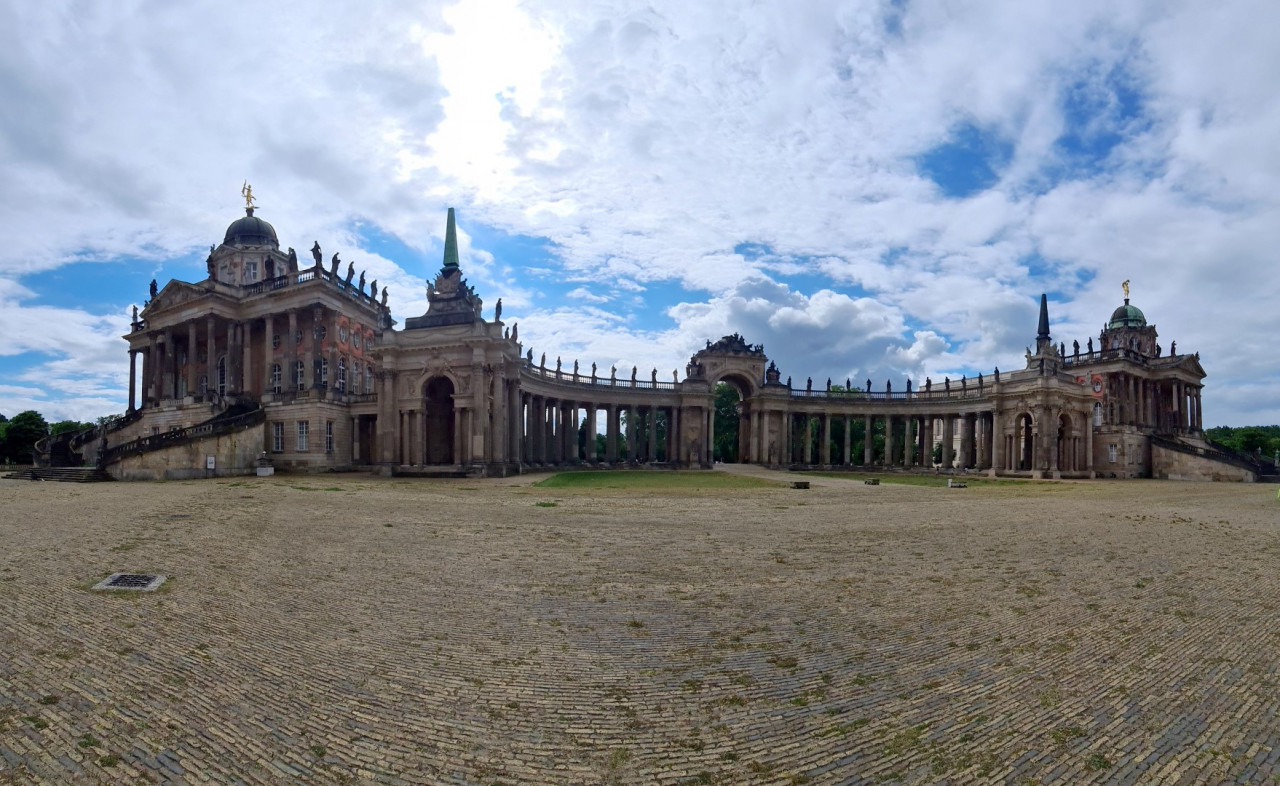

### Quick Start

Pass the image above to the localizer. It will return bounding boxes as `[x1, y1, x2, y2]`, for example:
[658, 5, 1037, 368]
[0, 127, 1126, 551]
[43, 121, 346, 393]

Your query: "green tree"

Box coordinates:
[1, 410, 49, 465]
[50, 420, 95, 437]
[713, 382, 741, 462]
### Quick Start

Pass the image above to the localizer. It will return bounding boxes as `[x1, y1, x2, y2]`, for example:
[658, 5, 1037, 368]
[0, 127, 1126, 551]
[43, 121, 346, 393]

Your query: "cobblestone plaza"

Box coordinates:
[2, 471, 1279, 784]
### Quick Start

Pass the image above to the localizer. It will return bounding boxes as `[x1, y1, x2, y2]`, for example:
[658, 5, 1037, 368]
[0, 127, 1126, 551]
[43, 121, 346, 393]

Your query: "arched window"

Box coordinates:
[336, 358, 347, 393]
[270, 363, 282, 394]
[216, 356, 227, 396]
[1093, 402, 1103, 427]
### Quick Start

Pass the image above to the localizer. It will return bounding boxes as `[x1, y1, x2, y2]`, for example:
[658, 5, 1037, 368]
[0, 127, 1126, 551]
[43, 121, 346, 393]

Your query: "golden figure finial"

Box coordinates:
[241, 180, 256, 210]
[1122, 279, 1130, 299]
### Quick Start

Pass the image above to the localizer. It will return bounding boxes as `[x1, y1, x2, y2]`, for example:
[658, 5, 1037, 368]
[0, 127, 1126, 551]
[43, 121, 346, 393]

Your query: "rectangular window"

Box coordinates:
[297, 421, 309, 451]
[1107, 444, 1117, 463]
[272, 422, 284, 452]
[294, 360, 305, 389]
[270, 363, 282, 394]
[325, 421, 334, 453]
[244, 260, 259, 283]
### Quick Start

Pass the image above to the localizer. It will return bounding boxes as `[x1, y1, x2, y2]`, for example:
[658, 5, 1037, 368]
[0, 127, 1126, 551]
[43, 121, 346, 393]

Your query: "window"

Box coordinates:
[294, 360, 305, 389]
[270, 363, 282, 393]
[353, 333, 361, 350]
[365, 365, 374, 393]
[216, 356, 227, 395]
[339, 326, 348, 343]
[297, 421, 310, 451]
[199, 375, 208, 395]
[294, 330, 303, 345]
[336, 358, 347, 393]
[352, 362, 361, 394]
[320, 358, 329, 387]
[315, 325, 327, 341]
[325, 421, 334, 453]
[272, 422, 284, 452]
[272, 333, 281, 349]
[1093, 402, 1103, 427]
[1107, 444, 1117, 463]
[244, 260, 259, 283]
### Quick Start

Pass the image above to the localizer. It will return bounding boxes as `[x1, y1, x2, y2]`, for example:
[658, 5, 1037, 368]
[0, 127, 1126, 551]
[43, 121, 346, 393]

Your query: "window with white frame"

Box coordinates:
[365, 365, 374, 393]
[325, 421, 334, 453]
[244, 260, 259, 283]
[297, 421, 310, 451]
[294, 360, 305, 389]
[272, 422, 284, 452]
[336, 358, 347, 393]
[352, 362, 361, 394]
[270, 363, 282, 393]
[320, 358, 329, 387]
[216, 356, 227, 395]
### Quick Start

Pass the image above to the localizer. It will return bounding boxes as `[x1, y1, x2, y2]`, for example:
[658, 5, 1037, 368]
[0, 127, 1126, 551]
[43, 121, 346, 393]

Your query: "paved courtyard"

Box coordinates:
[1, 469, 1279, 784]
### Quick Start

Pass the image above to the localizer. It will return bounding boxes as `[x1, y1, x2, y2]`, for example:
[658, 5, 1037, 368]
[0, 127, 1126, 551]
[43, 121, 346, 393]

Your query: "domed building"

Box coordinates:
[47, 193, 1256, 482]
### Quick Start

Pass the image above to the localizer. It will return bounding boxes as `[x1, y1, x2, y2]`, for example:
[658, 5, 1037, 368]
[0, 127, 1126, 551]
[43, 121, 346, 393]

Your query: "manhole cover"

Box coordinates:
[93, 573, 167, 592]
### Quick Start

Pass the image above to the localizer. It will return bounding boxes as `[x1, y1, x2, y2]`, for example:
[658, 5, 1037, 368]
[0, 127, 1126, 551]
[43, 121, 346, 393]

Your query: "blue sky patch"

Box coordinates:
[916, 122, 1013, 199]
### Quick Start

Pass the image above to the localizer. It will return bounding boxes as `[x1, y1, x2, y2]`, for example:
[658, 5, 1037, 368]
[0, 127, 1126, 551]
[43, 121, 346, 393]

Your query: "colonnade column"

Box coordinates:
[902, 417, 913, 468]
[242, 321, 253, 396]
[205, 316, 216, 397]
[668, 406, 680, 464]
[842, 415, 852, 466]
[923, 417, 935, 468]
[127, 350, 138, 411]
[263, 315, 275, 393]
[286, 311, 298, 391]
[941, 416, 955, 468]
[863, 415, 874, 465]
[884, 415, 897, 465]
[187, 321, 198, 398]
[605, 405, 618, 462]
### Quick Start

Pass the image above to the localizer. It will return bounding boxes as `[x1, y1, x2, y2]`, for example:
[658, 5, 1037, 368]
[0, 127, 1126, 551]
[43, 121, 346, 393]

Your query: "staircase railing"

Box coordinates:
[99, 405, 264, 467]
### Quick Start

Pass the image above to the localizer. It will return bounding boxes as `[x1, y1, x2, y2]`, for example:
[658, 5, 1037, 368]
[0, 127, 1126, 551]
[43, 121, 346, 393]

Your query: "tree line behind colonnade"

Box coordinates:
[0, 411, 99, 465]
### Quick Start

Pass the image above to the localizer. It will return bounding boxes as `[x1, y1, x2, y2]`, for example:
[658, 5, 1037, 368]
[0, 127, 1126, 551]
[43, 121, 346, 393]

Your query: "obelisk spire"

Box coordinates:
[442, 207, 460, 271]
[1036, 293, 1051, 352]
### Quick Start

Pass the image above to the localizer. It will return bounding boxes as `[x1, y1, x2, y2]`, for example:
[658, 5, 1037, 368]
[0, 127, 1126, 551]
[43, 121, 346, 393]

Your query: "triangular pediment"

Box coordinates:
[143, 281, 209, 315]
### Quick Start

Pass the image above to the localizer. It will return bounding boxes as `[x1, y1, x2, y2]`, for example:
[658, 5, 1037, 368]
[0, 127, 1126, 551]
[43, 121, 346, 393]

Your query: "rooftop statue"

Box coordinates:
[311, 241, 322, 267]
[345, 260, 355, 284]
[381, 288, 388, 307]
[358, 271, 365, 293]
[287, 247, 298, 272]
[330, 253, 340, 277]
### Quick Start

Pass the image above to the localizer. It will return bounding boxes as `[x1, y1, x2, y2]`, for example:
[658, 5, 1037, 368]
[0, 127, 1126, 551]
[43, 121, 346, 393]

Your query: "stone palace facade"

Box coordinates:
[60, 201, 1252, 481]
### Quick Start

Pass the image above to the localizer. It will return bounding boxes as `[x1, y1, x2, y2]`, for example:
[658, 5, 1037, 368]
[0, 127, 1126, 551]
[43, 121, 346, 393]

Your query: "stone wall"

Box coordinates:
[109, 425, 264, 481]
[1152, 443, 1256, 482]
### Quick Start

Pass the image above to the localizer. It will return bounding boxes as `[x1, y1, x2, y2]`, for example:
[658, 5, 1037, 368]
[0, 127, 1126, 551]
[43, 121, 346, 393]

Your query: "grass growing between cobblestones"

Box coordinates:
[533, 470, 783, 490]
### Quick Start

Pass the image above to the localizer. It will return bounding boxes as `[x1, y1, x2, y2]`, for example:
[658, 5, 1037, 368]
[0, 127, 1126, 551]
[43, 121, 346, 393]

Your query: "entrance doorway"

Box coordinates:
[423, 376, 455, 464]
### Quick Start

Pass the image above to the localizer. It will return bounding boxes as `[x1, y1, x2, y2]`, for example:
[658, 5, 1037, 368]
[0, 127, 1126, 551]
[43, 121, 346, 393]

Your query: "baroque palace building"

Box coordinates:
[48, 197, 1258, 481]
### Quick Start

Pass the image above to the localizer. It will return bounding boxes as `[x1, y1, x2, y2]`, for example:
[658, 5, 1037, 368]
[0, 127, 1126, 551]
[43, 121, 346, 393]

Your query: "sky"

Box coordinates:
[1, 0, 1277, 427]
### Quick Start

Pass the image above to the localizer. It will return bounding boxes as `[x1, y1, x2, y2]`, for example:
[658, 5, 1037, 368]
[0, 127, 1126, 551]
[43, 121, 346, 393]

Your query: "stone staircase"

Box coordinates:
[4, 467, 115, 483]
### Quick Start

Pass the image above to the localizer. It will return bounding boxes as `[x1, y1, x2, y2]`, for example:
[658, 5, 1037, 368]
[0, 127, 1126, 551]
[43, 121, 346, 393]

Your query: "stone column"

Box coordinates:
[263, 315, 275, 392]
[242, 321, 253, 396]
[161, 328, 174, 400]
[705, 406, 714, 466]
[863, 414, 874, 465]
[902, 416, 913, 468]
[127, 350, 138, 412]
[749, 409, 761, 464]
[205, 317, 216, 396]
[146, 334, 158, 405]
[221, 321, 234, 393]
[885, 415, 897, 465]
[309, 306, 322, 390]
[186, 321, 198, 398]
[801, 416, 812, 464]
[842, 415, 852, 466]
[942, 415, 955, 469]
[492, 367, 507, 465]
[820, 414, 832, 466]
[376, 371, 397, 464]
[646, 408, 657, 463]
[584, 405, 598, 462]
[783, 412, 793, 464]
[669, 406, 680, 463]
[959, 414, 974, 469]
[286, 311, 299, 390]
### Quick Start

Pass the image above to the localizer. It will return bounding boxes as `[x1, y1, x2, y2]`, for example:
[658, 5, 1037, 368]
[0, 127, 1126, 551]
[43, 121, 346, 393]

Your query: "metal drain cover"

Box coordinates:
[93, 573, 167, 592]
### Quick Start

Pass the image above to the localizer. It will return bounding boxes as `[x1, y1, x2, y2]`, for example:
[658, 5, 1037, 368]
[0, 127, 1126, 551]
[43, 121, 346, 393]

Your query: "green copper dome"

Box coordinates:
[1108, 299, 1146, 329]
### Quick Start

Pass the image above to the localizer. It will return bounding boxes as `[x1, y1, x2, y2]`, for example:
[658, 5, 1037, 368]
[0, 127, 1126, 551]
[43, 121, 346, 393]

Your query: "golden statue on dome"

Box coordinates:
[1122, 279, 1130, 299]
[241, 180, 256, 210]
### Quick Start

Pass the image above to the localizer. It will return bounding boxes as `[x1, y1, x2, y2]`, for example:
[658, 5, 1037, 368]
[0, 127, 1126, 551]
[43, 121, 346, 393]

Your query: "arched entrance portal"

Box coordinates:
[423, 376, 455, 464]
[712, 376, 754, 463]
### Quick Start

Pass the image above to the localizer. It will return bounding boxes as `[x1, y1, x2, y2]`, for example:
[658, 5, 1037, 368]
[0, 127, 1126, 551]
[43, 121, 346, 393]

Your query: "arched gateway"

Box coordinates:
[101, 201, 1229, 481]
